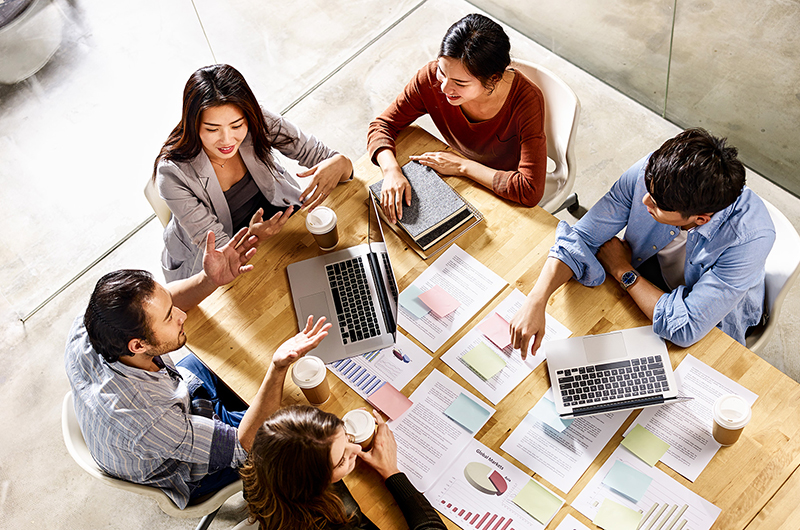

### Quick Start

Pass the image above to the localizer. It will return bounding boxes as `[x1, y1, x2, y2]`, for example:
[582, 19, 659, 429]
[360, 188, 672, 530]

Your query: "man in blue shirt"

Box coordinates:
[65, 228, 330, 508]
[511, 128, 775, 355]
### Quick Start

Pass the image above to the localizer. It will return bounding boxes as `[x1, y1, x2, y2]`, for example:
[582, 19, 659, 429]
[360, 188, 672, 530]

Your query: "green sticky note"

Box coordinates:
[461, 342, 507, 380]
[593, 498, 642, 530]
[621, 424, 671, 466]
[512, 479, 563, 524]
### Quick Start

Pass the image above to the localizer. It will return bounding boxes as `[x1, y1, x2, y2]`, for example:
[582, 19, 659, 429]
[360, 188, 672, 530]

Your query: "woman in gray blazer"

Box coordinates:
[154, 64, 353, 281]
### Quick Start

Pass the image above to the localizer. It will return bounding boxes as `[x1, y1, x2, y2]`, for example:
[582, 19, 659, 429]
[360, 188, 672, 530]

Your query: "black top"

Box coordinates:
[327, 473, 446, 530]
[223, 171, 286, 232]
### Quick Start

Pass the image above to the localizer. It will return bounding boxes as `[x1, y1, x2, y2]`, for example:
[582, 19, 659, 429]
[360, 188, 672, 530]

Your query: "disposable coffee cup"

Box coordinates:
[712, 393, 751, 446]
[343, 409, 377, 451]
[306, 206, 339, 251]
[291, 356, 330, 405]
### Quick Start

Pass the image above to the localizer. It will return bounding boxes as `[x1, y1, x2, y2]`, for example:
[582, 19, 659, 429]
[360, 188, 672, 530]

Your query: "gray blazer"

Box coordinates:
[157, 108, 340, 281]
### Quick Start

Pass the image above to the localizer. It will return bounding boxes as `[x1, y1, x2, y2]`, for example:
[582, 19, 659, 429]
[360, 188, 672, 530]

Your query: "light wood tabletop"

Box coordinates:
[183, 126, 800, 530]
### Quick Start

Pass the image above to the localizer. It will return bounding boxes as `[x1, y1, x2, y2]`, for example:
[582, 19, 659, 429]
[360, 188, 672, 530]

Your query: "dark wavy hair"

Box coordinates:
[240, 406, 351, 530]
[153, 64, 285, 177]
[83, 270, 157, 363]
[645, 128, 746, 217]
[439, 14, 511, 90]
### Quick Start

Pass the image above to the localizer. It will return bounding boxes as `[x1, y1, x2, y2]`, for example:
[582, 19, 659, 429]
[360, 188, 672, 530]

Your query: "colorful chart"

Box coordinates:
[464, 462, 507, 495]
[438, 497, 517, 530]
[329, 356, 384, 395]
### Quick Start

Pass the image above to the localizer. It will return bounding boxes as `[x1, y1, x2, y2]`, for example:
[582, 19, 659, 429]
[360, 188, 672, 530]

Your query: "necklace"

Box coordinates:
[210, 158, 226, 169]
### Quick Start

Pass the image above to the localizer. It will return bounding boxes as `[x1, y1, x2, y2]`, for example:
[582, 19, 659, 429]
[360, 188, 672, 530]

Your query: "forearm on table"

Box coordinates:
[458, 159, 497, 189]
[604, 264, 662, 320]
[376, 147, 402, 173]
[529, 257, 575, 305]
[237, 363, 288, 452]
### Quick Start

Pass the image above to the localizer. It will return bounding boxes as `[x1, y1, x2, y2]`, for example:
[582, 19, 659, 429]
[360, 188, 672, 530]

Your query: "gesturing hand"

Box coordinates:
[298, 155, 352, 212]
[357, 410, 401, 480]
[202, 228, 258, 287]
[271, 316, 332, 369]
[247, 206, 293, 245]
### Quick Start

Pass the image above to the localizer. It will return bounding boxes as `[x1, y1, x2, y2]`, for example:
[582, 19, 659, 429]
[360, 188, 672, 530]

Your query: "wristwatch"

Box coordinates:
[620, 270, 639, 290]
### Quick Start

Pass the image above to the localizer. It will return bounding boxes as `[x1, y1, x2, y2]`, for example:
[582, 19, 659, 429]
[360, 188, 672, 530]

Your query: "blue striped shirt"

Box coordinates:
[64, 316, 247, 508]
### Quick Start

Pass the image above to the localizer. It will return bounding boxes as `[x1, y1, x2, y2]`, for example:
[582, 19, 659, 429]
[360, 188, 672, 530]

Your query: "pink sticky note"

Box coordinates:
[478, 312, 512, 350]
[417, 285, 461, 318]
[367, 383, 413, 420]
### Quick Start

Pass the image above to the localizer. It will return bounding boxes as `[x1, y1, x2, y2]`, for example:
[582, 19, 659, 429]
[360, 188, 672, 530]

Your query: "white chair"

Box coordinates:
[0, 0, 63, 84]
[62, 391, 242, 530]
[510, 60, 581, 214]
[746, 199, 800, 354]
[145, 177, 172, 228]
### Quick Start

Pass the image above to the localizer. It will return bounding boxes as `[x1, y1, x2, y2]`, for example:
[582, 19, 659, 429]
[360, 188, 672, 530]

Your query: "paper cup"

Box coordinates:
[343, 409, 377, 450]
[306, 206, 339, 251]
[712, 394, 751, 446]
[291, 356, 330, 405]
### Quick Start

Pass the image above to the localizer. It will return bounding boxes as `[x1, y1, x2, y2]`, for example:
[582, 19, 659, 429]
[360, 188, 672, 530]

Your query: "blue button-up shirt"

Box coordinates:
[551, 154, 775, 347]
[64, 317, 247, 508]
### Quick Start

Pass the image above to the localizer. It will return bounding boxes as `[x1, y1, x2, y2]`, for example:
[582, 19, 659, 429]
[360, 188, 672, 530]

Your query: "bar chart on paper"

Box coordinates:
[572, 447, 721, 530]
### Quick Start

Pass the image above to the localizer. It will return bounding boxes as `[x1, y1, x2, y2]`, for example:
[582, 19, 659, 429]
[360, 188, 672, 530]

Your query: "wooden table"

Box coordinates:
[184, 126, 800, 530]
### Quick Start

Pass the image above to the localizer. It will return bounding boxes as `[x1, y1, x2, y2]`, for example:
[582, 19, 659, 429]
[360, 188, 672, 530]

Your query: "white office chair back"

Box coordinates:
[510, 60, 580, 213]
[61, 391, 242, 519]
[747, 199, 800, 353]
[145, 177, 172, 228]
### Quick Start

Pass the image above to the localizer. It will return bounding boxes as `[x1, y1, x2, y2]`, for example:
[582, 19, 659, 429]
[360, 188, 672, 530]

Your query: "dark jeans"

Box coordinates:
[177, 353, 248, 501]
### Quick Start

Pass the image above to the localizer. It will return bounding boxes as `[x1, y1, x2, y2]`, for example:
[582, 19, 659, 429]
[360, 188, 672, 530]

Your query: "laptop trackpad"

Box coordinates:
[583, 332, 627, 363]
[298, 292, 333, 323]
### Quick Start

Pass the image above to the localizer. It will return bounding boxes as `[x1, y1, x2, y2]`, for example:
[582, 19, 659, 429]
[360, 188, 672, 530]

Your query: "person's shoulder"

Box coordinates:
[512, 69, 544, 100]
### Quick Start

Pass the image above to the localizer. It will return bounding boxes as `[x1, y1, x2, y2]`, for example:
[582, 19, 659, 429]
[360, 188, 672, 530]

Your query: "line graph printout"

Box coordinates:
[327, 332, 432, 398]
[572, 446, 720, 530]
[425, 438, 564, 530]
[442, 289, 571, 405]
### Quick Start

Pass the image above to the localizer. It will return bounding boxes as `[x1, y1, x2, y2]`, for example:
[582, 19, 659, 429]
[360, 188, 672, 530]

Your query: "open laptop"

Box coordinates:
[286, 195, 399, 363]
[546, 326, 689, 418]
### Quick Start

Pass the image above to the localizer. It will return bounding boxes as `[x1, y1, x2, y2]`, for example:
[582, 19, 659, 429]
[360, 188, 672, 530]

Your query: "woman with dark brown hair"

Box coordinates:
[155, 64, 352, 281]
[239, 406, 445, 530]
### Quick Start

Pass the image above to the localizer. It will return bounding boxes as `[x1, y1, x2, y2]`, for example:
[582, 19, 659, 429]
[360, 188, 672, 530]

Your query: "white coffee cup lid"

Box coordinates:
[306, 207, 337, 234]
[291, 356, 326, 388]
[713, 393, 752, 430]
[343, 409, 375, 443]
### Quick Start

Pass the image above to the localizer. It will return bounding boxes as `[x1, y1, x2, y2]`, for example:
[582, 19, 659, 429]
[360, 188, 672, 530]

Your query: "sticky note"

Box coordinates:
[530, 395, 574, 433]
[602, 460, 653, 503]
[621, 424, 670, 466]
[512, 478, 563, 524]
[367, 383, 412, 421]
[461, 342, 507, 380]
[592, 498, 642, 530]
[444, 393, 491, 433]
[399, 285, 430, 318]
[478, 312, 512, 349]
[417, 285, 461, 318]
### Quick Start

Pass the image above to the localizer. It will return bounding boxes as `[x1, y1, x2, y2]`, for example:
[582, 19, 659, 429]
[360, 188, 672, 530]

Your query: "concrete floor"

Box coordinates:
[1, 0, 798, 528]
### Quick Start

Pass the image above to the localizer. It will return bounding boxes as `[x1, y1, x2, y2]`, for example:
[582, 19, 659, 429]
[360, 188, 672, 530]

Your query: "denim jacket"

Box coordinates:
[551, 154, 775, 347]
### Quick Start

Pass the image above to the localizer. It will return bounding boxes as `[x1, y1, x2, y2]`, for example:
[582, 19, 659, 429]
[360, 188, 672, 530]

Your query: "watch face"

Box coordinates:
[621, 271, 637, 289]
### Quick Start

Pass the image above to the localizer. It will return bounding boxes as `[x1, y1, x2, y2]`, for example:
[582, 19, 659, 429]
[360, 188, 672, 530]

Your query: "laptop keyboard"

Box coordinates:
[556, 356, 670, 408]
[326, 258, 380, 345]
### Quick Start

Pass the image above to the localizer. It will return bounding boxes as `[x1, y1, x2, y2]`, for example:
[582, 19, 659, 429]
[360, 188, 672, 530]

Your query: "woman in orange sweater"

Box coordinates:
[368, 13, 547, 222]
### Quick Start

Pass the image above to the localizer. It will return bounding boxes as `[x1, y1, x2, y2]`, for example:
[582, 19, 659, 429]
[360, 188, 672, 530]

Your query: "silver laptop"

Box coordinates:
[287, 195, 399, 363]
[546, 326, 687, 418]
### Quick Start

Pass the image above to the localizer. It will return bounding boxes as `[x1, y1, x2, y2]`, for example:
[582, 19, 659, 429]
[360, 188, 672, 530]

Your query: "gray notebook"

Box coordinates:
[368, 161, 470, 241]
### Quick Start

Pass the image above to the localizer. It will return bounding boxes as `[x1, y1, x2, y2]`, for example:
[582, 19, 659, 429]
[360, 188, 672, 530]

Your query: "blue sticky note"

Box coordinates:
[444, 393, 491, 433]
[399, 285, 430, 318]
[602, 460, 653, 503]
[531, 396, 574, 433]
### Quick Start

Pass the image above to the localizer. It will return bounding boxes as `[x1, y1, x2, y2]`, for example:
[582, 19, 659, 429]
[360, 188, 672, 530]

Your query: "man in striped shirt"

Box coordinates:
[65, 228, 331, 508]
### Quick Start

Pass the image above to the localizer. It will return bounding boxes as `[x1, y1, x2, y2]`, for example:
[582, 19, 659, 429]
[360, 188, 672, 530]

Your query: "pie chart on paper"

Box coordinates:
[464, 462, 508, 495]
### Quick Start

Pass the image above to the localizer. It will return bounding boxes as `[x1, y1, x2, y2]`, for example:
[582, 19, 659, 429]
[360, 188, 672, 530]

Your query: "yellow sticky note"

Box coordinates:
[621, 424, 670, 466]
[512, 479, 563, 524]
[593, 498, 642, 530]
[461, 342, 507, 380]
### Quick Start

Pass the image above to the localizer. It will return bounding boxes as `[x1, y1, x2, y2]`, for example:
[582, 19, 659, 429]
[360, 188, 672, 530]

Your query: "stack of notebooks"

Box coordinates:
[369, 161, 482, 259]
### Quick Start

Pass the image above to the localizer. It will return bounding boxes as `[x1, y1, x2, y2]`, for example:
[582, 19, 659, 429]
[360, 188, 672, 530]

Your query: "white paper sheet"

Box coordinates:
[326, 332, 432, 398]
[425, 438, 564, 530]
[553, 514, 591, 530]
[398, 245, 507, 353]
[624, 354, 758, 481]
[572, 446, 721, 530]
[388, 369, 495, 492]
[501, 388, 630, 494]
[442, 289, 571, 404]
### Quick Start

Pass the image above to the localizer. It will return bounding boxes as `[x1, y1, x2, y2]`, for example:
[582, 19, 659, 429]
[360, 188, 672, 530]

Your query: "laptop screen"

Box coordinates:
[366, 195, 399, 332]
